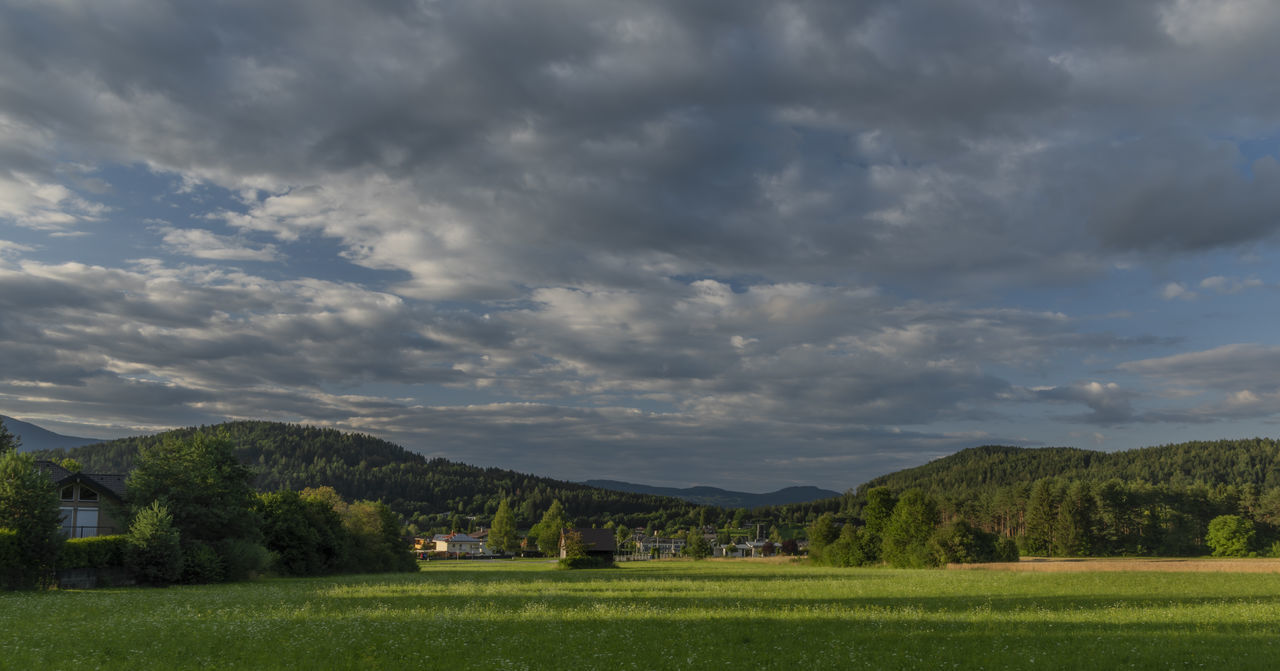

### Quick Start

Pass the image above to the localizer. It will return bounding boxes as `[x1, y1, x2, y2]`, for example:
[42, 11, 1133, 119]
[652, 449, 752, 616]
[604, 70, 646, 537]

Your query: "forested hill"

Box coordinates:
[31, 421, 701, 531]
[857, 439, 1280, 496]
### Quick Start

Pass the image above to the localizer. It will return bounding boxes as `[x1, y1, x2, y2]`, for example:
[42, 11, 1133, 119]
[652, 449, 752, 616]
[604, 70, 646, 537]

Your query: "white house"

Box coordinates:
[432, 532, 485, 555]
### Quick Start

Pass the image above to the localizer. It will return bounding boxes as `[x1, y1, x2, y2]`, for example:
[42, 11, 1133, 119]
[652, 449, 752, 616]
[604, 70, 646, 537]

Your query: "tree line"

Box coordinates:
[2, 421, 415, 589]
[34, 421, 759, 537]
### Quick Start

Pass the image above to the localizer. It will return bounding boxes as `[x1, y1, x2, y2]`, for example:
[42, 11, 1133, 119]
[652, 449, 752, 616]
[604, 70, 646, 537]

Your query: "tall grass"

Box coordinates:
[3, 559, 1279, 669]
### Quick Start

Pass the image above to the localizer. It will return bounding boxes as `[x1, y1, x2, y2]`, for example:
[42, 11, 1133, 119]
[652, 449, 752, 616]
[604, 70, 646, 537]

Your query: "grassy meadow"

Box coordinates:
[4, 559, 1280, 670]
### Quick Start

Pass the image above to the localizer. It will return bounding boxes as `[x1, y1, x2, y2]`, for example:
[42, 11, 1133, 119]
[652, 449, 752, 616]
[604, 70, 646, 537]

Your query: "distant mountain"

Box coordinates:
[583, 479, 841, 508]
[0, 415, 104, 452]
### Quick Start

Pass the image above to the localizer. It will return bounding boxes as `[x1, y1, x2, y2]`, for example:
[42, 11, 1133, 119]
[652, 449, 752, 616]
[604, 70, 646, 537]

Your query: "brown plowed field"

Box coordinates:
[950, 557, 1280, 572]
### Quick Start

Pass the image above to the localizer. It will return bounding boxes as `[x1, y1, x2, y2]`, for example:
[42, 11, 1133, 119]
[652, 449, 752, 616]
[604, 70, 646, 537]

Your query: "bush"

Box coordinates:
[995, 537, 1021, 562]
[180, 541, 225, 584]
[557, 555, 613, 569]
[59, 535, 128, 570]
[127, 501, 183, 586]
[1206, 515, 1255, 558]
[929, 521, 1004, 565]
[216, 538, 270, 582]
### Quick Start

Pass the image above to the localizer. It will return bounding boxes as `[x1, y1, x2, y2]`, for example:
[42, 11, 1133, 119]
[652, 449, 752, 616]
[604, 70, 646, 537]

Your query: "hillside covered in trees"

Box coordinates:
[793, 439, 1280, 561]
[32, 421, 719, 535]
[36, 421, 1280, 559]
[857, 440, 1280, 496]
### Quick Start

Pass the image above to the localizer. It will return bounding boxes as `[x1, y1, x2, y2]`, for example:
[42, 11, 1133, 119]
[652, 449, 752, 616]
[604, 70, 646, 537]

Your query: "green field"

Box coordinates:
[4, 559, 1280, 670]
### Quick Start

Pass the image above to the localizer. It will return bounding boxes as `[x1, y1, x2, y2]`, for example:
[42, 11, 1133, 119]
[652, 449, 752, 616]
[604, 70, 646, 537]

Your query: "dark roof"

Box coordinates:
[566, 527, 617, 553]
[34, 461, 127, 500]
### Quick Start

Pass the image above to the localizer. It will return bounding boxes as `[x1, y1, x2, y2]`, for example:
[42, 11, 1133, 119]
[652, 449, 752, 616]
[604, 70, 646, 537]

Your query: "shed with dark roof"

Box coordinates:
[560, 527, 617, 559]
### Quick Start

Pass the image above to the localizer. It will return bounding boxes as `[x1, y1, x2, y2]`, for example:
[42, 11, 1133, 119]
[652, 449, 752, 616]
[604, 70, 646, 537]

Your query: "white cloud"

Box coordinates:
[1199, 275, 1264, 294]
[157, 226, 278, 262]
[1161, 282, 1196, 301]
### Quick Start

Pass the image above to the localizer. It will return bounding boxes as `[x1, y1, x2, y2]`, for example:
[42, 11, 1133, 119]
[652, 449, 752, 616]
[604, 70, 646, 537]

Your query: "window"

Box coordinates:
[61, 485, 76, 501]
[77, 509, 99, 538]
[59, 507, 74, 537]
[79, 486, 98, 501]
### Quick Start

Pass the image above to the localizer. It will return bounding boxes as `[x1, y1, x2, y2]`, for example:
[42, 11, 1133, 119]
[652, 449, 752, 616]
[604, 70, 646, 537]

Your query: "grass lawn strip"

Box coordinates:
[1, 560, 1278, 669]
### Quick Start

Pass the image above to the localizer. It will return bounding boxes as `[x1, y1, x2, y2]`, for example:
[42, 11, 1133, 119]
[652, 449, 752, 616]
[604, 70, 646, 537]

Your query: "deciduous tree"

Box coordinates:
[881, 489, 940, 568]
[1206, 514, 1254, 557]
[0, 451, 63, 589]
[531, 500, 567, 556]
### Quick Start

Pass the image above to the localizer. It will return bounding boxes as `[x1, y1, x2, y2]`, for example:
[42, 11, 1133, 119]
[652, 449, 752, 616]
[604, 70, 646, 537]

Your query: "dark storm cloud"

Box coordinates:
[9, 0, 1278, 295]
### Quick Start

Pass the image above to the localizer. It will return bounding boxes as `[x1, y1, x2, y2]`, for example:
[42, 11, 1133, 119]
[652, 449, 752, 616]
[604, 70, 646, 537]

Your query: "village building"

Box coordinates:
[559, 527, 617, 560]
[431, 531, 486, 556]
[36, 461, 127, 538]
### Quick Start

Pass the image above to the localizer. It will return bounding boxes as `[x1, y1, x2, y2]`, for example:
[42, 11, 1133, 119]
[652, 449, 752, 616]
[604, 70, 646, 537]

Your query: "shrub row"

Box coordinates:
[58, 535, 128, 570]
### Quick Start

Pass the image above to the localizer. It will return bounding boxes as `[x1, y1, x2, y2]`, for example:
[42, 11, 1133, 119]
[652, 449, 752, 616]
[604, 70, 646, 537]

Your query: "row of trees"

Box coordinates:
[802, 477, 1280, 567]
[122, 433, 419, 585]
[807, 488, 1018, 568]
[2, 422, 417, 589]
[36, 421, 726, 536]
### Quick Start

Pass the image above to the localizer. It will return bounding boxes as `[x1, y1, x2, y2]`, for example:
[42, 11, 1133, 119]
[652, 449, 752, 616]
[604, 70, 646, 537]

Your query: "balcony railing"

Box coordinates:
[60, 526, 119, 539]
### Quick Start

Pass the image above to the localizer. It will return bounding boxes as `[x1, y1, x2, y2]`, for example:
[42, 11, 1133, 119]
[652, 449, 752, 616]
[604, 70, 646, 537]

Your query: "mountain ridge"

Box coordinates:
[583, 479, 840, 508]
[0, 415, 104, 452]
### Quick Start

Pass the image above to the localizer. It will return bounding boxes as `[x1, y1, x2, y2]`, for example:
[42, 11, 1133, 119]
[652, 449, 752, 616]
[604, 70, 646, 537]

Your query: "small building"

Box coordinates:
[36, 461, 127, 538]
[560, 528, 617, 559]
[432, 532, 485, 556]
[634, 534, 686, 557]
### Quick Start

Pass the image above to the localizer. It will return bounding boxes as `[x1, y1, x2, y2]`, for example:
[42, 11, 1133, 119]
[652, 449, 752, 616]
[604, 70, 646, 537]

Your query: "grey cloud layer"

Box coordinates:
[3, 0, 1280, 486]
[6, 1, 1280, 292]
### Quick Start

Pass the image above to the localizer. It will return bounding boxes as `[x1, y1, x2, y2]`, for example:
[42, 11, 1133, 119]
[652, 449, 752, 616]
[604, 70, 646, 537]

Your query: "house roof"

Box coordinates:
[34, 461, 127, 500]
[434, 532, 482, 543]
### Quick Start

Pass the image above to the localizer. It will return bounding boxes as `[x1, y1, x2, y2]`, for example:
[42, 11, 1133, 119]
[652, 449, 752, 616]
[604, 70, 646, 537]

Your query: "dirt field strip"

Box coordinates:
[950, 557, 1280, 572]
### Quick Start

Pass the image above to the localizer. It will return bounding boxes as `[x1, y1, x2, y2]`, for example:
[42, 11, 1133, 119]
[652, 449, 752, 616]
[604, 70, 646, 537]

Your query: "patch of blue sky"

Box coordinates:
[58, 163, 411, 287]
[1231, 133, 1280, 177]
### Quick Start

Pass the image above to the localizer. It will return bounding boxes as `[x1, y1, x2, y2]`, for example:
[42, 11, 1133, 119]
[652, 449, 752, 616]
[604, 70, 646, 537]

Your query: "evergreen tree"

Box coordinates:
[1022, 478, 1058, 556]
[490, 498, 518, 554]
[1054, 481, 1096, 557]
[0, 420, 18, 455]
[126, 501, 183, 585]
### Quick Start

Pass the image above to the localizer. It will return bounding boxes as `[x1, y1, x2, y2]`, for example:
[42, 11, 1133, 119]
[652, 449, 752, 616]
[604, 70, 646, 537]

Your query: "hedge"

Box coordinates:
[59, 535, 129, 570]
[0, 529, 18, 587]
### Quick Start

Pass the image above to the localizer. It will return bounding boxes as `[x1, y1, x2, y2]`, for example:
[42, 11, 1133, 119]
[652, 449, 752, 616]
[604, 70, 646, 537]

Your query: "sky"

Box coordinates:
[3, 0, 1280, 492]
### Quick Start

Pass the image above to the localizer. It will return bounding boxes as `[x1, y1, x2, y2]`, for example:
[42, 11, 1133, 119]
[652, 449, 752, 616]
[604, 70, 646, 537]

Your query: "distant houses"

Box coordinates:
[425, 531, 486, 556]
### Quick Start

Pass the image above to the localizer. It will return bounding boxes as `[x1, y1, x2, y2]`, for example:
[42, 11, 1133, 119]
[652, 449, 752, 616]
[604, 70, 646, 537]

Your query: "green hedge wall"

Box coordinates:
[58, 535, 128, 570]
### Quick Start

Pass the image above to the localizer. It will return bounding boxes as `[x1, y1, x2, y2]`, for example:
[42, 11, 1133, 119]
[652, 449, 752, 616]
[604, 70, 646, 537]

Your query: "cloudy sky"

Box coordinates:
[3, 0, 1280, 491]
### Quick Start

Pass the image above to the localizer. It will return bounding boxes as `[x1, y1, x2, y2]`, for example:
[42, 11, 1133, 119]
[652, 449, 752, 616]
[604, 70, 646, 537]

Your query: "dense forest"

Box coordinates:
[858, 441, 1280, 495]
[32, 421, 745, 535]
[800, 440, 1280, 559]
